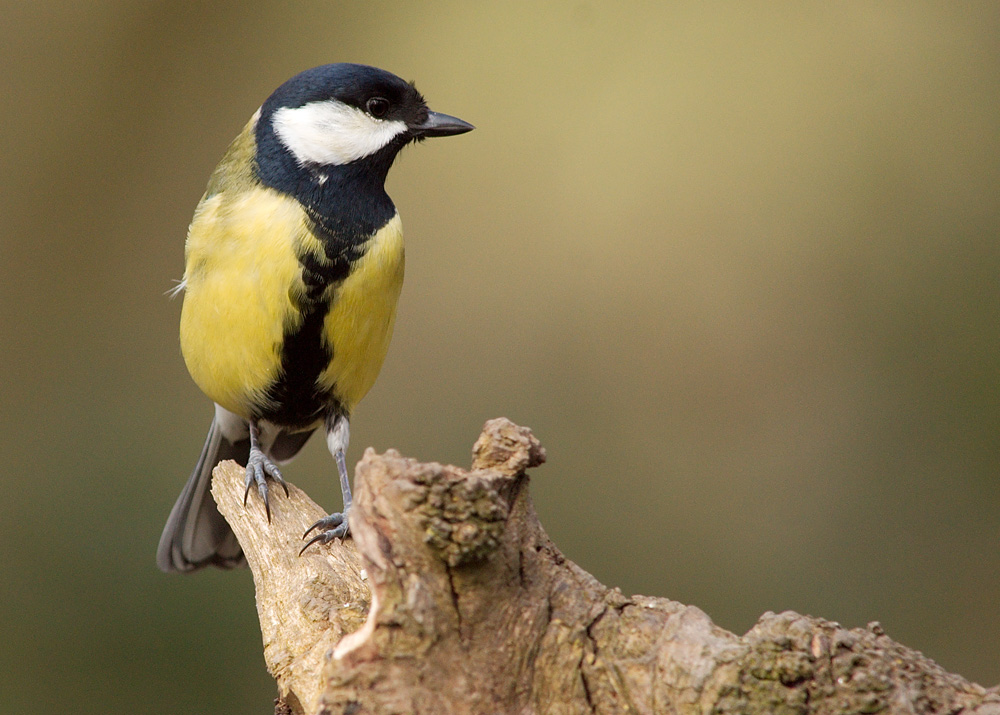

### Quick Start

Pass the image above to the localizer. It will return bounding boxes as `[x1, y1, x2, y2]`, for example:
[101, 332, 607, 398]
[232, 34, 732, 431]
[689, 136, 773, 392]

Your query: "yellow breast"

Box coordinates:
[180, 188, 319, 417]
[318, 214, 405, 411]
[179, 185, 404, 420]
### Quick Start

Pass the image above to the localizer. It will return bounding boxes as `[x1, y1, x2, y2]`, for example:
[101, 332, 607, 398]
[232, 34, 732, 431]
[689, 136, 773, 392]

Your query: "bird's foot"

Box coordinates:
[300, 510, 350, 555]
[243, 447, 289, 522]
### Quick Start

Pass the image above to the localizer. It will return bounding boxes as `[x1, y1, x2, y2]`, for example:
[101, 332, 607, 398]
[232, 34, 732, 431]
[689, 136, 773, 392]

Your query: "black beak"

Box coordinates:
[411, 111, 475, 138]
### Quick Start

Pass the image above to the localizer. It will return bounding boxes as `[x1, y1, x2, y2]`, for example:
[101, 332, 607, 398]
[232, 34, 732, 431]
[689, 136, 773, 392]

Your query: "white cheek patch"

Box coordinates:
[272, 100, 408, 167]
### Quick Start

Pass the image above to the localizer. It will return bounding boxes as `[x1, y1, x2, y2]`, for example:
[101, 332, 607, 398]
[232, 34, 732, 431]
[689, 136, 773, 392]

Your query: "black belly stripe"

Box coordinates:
[250, 135, 399, 428]
[259, 305, 336, 428]
[258, 250, 351, 428]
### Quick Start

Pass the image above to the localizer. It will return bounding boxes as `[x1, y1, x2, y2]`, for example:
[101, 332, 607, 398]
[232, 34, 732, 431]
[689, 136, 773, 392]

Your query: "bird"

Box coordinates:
[156, 63, 473, 573]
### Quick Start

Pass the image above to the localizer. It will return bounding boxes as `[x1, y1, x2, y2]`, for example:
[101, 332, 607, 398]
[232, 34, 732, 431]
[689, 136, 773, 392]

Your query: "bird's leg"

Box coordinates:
[336, 447, 353, 514]
[301, 414, 351, 553]
[243, 418, 288, 522]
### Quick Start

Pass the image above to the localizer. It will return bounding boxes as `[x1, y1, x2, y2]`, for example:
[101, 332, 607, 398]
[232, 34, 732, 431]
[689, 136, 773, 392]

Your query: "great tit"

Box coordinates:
[156, 64, 473, 573]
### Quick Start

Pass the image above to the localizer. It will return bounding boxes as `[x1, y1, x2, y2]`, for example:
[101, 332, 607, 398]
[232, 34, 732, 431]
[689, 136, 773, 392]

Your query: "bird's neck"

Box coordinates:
[294, 158, 398, 244]
[255, 122, 401, 246]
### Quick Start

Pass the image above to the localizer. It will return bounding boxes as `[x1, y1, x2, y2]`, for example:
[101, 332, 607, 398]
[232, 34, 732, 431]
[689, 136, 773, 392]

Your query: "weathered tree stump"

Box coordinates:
[211, 418, 999, 715]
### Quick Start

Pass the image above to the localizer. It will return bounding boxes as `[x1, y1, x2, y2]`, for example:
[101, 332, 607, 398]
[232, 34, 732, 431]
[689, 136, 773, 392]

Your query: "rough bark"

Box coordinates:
[211, 418, 999, 715]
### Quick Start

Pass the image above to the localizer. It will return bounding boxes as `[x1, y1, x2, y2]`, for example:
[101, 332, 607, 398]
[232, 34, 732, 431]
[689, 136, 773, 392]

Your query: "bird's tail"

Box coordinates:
[156, 417, 250, 572]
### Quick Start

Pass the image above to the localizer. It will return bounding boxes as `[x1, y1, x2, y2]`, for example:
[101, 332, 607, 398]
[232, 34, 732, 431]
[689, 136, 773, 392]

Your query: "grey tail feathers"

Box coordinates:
[156, 417, 250, 573]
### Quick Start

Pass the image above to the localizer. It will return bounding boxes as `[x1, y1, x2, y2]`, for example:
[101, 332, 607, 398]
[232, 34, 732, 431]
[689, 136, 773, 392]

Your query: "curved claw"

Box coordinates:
[243, 448, 286, 523]
[302, 512, 344, 539]
[299, 512, 350, 555]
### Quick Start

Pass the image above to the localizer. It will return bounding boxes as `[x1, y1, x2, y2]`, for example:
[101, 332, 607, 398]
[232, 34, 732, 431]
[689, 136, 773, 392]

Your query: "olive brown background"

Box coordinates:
[2, 2, 998, 712]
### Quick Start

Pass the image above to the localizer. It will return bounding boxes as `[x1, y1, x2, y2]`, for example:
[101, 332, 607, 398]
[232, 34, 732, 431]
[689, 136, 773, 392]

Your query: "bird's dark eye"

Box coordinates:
[366, 97, 390, 118]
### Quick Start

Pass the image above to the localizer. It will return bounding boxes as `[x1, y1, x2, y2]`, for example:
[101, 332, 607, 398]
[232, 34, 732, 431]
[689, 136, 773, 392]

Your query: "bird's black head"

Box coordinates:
[254, 63, 473, 211]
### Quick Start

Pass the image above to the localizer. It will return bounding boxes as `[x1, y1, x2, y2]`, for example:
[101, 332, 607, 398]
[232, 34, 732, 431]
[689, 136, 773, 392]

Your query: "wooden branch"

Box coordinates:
[212, 418, 999, 715]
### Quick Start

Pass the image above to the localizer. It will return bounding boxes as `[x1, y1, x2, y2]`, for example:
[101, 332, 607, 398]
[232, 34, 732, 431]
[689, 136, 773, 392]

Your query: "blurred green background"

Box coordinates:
[2, 2, 998, 712]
